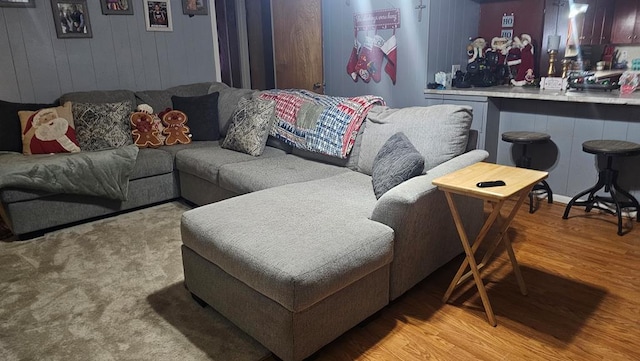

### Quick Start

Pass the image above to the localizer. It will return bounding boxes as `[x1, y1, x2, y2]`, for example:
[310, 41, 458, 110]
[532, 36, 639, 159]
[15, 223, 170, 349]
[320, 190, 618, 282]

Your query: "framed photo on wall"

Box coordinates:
[144, 0, 173, 32]
[182, 0, 207, 15]
[100, 0, 133, 15]
[51, 0, 92, 39]
[0, 0, 35, 8]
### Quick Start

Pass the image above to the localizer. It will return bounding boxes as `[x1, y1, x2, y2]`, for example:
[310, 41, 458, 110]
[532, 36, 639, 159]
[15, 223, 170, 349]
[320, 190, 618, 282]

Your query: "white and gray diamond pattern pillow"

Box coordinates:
[72, 101, 133, 151]
[222, 97, 276, 156]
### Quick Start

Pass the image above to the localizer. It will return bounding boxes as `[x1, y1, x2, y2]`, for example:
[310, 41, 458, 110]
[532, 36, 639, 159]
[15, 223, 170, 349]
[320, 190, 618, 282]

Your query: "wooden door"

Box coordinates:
[271, 0, 323, 93]
[611, 0, 637, 44]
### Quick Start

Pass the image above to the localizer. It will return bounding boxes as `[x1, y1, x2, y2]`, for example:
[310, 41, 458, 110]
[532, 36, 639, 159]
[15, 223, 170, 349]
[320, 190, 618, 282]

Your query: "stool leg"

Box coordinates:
[563, 174, 606, 219]
[606, 186, 624, 236]
[541, 180, 553, 204]
[611, 177, 640, 222]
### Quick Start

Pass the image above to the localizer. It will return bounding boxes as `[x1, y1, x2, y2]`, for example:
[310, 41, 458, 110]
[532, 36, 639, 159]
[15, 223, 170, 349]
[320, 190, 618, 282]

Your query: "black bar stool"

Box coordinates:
[563, 140, 640, 236]
[502, 131, 554, 213]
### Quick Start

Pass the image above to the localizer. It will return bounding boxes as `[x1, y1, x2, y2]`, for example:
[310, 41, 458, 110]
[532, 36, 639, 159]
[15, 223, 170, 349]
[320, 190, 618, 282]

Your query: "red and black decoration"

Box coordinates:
[346, 8, 400, 85]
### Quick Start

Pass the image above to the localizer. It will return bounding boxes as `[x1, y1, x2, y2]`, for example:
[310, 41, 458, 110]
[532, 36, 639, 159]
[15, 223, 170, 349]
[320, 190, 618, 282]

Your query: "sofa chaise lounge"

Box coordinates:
[0, 82, 488, 361]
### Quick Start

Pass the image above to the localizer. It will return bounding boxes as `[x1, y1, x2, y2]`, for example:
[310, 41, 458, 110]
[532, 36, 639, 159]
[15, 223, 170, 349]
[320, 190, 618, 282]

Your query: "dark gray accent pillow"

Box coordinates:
[72, 101, 134, 151]
[222, 97, 276, 156]
[134, 82, 212, 112]
[171, 92, 220, 141]
[0, 100, 59, 153]
[371, 132, 425, 199]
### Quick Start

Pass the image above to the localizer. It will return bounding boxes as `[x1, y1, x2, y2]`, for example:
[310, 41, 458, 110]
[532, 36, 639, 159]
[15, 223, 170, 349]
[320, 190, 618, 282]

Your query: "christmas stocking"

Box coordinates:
[381, 34, 397, 84]
[354, 36, 374, 82]
[369, 35, 386, 83]
[346, 38, 361, 81]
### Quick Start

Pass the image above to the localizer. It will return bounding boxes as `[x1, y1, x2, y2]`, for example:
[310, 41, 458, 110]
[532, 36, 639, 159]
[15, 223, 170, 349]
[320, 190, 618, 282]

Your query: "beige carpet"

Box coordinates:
[0, 201, 271, 361]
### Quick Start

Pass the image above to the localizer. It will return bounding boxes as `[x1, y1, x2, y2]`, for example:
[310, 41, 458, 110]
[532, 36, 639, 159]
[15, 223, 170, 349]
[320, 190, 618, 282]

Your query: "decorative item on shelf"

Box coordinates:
[547, 34, 561, 77]
[561, 58, 572, 78]
[540, 77, 568, 91]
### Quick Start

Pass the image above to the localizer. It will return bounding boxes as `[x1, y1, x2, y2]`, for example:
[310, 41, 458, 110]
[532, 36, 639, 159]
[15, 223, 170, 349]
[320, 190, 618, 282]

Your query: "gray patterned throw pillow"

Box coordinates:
[222, 97, 276, 156]
[371, 132, 425, 199]
[72, 101, 133, 151]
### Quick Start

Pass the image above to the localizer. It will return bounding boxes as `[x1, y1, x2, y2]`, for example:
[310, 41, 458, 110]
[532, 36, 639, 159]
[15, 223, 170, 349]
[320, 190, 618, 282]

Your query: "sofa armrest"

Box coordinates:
[370, 149, 488, 299]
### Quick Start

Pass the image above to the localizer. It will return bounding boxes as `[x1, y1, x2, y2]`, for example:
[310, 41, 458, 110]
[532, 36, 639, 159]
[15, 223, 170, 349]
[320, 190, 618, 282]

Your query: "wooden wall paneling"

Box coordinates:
[125, 4, 149, 91]
[50, 29, 75, 98]
[138, 30, 163, 91]
[545, 113, 576, 196]
[88, 3, 120, 91]
[0, 10, 20, 101]
[66, 39, 98, 93]
[163, 5, 186, 87]
[21, 5, 61, 102]
[108, 15, 137, 91]
[566, 118, 604, 197]
[183, 15, 215, 85]
[5, 8, 35, 102]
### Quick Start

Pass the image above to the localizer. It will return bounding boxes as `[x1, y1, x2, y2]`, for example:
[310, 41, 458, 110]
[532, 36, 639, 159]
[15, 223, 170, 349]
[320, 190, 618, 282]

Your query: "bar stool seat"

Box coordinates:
[502, 131, 553, 213]
[563, 140, 640, 235]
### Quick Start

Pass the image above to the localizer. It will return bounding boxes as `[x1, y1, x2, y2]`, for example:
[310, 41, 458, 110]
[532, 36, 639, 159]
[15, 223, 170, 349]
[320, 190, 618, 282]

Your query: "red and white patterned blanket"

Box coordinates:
[259, 90, 384, 158]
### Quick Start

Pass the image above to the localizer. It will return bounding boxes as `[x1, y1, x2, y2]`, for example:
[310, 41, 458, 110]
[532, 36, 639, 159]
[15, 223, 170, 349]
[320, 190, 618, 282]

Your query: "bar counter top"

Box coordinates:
[424, 85, 640, 106]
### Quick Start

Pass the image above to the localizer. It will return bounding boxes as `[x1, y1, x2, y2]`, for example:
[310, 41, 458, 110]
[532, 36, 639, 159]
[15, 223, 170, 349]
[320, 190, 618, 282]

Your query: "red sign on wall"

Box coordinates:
[354, 8, 400, 31]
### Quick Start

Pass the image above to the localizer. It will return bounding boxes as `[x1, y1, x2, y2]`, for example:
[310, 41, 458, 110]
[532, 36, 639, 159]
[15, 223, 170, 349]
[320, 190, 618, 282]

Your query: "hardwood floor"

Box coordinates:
[301, 200, 640, 360]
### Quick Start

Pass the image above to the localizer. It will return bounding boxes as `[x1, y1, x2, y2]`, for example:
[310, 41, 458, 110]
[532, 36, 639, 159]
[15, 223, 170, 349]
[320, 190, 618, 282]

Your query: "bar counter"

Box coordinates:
[424, 85, 640, 203]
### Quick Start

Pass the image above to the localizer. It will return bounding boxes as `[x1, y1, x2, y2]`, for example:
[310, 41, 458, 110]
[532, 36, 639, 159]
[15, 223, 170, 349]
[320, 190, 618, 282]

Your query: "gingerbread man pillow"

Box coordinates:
[130, 112, 163, 148]
[161, 110, 191, 145]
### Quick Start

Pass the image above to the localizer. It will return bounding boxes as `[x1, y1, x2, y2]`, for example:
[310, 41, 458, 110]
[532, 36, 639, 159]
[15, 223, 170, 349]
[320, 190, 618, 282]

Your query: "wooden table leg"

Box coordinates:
[442, 187, 533, 326]
[442, 191, 499, 326]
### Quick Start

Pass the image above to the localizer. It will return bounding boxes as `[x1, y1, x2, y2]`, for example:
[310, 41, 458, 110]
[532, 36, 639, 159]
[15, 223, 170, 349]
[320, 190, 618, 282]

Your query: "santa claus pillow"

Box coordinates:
[18, 101, 81, 155]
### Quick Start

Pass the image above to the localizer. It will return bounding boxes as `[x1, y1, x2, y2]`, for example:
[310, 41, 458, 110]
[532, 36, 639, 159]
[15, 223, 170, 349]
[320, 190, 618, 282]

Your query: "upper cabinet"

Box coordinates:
[567, 0, 614, 45]
[611, 0, 640, 44]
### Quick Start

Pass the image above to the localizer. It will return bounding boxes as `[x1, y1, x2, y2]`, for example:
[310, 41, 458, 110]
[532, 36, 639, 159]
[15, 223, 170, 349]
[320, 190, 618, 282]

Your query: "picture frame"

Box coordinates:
[0, 0, 35, 8]
[51, 0, 92, 39]
[144, 0, 173, 32]
[182, 0, 207, 15]
[100, 0, 133, 15]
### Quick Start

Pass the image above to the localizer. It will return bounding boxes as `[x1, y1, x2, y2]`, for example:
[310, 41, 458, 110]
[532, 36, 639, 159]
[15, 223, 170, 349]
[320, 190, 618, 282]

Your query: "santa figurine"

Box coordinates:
[511, 34, 535, 86]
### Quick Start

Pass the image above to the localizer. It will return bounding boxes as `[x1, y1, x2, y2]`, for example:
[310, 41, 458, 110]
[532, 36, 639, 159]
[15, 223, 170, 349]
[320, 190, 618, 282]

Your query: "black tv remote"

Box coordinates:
[476, 180, 506, 188]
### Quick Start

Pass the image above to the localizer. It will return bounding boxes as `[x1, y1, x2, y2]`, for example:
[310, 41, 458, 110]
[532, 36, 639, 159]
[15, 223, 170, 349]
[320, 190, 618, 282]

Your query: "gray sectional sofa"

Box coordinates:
[0, 82, 488, 361]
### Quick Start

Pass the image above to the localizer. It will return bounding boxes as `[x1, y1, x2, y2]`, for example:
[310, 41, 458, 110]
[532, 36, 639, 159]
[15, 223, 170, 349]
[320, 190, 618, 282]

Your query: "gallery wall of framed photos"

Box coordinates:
[0, 0, 218, 103]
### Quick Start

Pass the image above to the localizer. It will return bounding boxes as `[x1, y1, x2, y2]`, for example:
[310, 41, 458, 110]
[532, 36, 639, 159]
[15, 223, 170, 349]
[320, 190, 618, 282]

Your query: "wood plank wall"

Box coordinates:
[323, 0, 480, 108]
[0, 1, 217, 104]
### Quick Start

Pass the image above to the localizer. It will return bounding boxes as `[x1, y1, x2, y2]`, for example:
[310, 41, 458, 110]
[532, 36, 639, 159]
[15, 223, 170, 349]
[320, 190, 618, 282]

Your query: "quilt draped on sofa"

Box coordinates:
[260, 90, 384, 158]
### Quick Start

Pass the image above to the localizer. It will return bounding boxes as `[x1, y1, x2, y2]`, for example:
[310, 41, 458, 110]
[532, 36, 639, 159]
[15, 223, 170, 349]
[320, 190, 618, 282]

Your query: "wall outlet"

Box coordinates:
[621, 51, 628, 61]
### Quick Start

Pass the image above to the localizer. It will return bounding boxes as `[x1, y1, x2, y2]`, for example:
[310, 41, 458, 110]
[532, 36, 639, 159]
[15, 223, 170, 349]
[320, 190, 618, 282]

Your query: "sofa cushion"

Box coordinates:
[181, 171, 394, 312]
[59, 89, 136, 107]
[129, 148, 174, 180]
[0, 100, 60, 153]
[371, 132, 425, 199]
[135, 82, 211, 113]
[171, 92, 220, 141]
[219, 154, 350, 194]
[357, 104, 472, 175]
[72, 101, 134, 151]
[18, 102, 81, 155]
[157, 140, 219, 158]
[214, 86, 259, 136]
[222, 97, 275, 156]
[175, 145, 287, 184]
